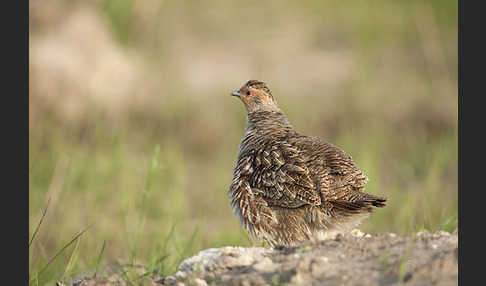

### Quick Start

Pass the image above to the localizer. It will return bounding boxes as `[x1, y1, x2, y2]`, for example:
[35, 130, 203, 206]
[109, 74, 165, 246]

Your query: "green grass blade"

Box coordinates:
[61, 236, 82, 281]
[29, 197, 51, 248]
[93, 240, 106, 278]
[31, 224, 93, 283]
[130, 145, 161, 265]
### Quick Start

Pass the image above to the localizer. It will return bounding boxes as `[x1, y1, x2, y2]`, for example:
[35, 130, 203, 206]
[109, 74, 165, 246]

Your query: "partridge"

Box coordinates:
[228, 80, 387, 247]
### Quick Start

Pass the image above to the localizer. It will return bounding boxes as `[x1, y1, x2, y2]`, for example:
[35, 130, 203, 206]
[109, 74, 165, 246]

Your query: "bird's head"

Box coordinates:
[231, 80, 278, 113]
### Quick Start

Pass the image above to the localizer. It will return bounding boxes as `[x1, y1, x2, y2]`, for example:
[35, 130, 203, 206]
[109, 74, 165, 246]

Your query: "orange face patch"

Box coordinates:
[238, 87, 276, 112]
[254, 91, 274, 105]
[240, 93, 256, 109]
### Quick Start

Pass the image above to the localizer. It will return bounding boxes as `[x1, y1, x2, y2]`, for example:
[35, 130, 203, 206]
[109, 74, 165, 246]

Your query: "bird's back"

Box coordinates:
[289, 134, 386, 208]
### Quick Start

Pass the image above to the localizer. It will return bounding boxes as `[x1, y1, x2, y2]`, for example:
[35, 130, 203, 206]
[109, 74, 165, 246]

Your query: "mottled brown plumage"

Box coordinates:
[228, 80, 387, 247]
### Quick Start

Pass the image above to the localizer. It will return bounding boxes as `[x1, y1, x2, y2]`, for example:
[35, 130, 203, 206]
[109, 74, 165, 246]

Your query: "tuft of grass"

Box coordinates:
[128, 144, 161, 266]
[93, 240, 106, 278]
[30, 224, 93, 285]
[61, 236, 82, 282]
[29, 198, 50, 248]
[439, 213, 458, 233]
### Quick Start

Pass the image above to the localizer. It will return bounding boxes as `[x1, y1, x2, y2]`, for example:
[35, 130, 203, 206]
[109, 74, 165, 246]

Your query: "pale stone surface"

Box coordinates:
[161, 231, 458, 286]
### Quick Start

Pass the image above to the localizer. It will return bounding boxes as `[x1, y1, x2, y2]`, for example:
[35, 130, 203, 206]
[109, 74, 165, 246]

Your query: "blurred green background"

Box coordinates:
[29, 0, 457, 284]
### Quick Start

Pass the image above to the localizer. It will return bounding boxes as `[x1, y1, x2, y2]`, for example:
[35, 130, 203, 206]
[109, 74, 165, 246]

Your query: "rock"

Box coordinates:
[252, 257, 278, 273]
[177, 246, 272, 274]
[350, 229, 366, 238]
[161, 231, 458, 286]
[192, 278, 208, 286]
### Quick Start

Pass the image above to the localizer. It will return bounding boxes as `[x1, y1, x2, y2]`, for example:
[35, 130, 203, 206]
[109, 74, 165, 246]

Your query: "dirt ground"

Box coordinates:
[64, 230, 458, 286]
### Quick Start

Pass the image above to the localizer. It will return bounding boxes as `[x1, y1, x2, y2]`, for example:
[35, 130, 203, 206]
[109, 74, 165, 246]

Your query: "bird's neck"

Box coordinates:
[245, 109, 294, 134]
[239, 110, 294, 153]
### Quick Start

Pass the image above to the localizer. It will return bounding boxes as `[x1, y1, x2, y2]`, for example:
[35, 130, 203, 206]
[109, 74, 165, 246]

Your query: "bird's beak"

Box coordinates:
[231, 90, 241, 98]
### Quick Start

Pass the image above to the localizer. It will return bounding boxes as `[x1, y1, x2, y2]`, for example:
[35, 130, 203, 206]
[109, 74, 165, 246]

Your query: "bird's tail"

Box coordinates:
[330, 192, 387, 214]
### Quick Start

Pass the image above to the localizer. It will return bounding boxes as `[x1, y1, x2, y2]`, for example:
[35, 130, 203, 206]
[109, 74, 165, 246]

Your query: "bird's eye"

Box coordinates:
[246, 91, 251, 96]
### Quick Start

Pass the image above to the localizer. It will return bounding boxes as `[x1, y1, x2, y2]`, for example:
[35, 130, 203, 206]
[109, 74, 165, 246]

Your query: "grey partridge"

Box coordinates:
[228, 80, 387, 247]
